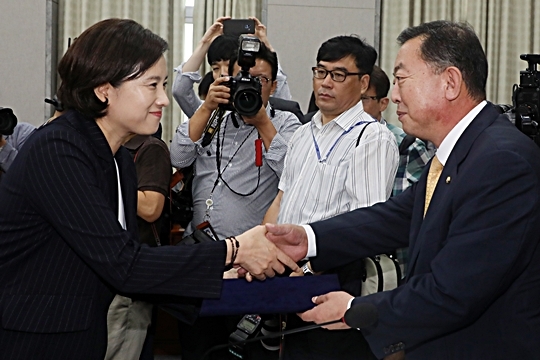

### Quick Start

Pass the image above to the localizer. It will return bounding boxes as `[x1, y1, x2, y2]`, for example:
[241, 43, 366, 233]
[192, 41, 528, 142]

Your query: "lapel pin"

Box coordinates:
[446, 176, 451, 184]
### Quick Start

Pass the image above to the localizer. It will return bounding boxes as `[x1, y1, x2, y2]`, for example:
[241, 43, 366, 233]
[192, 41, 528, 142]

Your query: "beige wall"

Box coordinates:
[0, 0, 57, 127]
[265, 0, 380, 112]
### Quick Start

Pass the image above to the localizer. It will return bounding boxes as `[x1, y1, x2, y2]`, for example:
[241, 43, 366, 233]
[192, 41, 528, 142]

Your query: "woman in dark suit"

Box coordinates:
[0, 18, 295, 360]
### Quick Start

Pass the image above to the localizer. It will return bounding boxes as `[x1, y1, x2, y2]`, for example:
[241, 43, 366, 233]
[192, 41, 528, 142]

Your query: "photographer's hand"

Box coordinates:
[0, 136, 6, 149]
[182, 16, 231, 73]
[250, 17, 274, 52]
[242, 107, 276, 150]
[202, 17, 230, 43]
[187, 76, 231, 142]
[201, 76, 231, 112]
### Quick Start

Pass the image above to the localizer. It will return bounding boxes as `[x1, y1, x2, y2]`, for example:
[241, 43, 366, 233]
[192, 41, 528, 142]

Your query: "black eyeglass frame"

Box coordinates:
[311, 66, 364, 82]
[256, 75, 272, 84]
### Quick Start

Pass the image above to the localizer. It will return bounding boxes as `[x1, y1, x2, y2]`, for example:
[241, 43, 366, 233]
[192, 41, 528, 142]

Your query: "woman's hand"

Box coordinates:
[232, 225, 299, 281]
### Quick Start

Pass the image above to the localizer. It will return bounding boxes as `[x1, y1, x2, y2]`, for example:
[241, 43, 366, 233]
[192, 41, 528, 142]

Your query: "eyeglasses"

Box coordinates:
[312, 67, 363, 82]
[361, 95, 379, 101]
[256, 75, 272, 84]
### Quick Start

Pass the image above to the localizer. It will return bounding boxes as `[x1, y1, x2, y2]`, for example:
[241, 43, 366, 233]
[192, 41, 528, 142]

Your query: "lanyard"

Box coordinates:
[311, 120, 369, 162]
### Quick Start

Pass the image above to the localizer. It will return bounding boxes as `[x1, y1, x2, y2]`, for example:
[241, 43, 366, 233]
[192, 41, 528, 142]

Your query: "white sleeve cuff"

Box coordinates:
[302, 224, 317, 258]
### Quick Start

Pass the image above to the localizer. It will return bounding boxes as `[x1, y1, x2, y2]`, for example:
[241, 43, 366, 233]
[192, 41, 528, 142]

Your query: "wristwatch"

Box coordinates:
[301, 263, 314, 276]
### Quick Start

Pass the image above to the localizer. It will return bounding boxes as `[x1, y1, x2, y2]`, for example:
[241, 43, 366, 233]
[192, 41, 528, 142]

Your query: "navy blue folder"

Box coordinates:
[200, 274, 340, 316]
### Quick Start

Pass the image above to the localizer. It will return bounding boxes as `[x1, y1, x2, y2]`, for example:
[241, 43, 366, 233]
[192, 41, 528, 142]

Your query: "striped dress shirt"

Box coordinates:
[278, 101, 398, 225]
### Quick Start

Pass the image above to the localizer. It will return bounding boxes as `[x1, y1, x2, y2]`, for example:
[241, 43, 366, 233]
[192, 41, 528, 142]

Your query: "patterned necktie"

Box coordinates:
[424, 155, 443, 217]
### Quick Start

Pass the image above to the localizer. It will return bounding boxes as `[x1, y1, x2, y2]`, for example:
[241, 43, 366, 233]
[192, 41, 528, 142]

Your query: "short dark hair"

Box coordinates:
[316, 35, 377, 76]
[228, 41, 279, 81]
[397, 20, 487, 101]
[369, 65, 390, 99]
[57, 18, 168, 119]
[207, 35, 239, 65]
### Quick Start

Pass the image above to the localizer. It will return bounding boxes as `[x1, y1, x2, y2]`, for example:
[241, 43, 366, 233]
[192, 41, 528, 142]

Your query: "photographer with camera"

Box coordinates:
[170, 34, 300, 360]
[172, 16, 292, 119]
[0, 107, 35, 181]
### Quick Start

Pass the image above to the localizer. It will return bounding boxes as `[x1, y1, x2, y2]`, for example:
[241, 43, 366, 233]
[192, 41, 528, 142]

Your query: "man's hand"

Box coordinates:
[265, 223, 309, 262]
[299, 291, 354, 330]
[201, 76, 231, 112]
[200, 16, 231, 44]
[241, 105, 270, 128]
[242, 106, 277, 150]
[250, 17, 274, 52]
[0, 136, 6, 148]
[234, 225, 299, 281]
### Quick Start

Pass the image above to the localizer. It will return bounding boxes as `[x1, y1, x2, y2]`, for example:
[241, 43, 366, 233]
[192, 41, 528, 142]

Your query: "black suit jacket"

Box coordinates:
[0, 111, 227, 359]
[310, 103, 540, 359]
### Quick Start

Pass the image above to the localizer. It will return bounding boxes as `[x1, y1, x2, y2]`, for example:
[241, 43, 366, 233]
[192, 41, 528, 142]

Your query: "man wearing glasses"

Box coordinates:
[262, 35, 398, 360]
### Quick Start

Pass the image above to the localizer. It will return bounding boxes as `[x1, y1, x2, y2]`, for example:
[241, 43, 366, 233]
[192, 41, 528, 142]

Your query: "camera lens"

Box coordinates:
[260, 317, 281, 351]
[233, 89, 262, 117]
[0, 107, 18, 136]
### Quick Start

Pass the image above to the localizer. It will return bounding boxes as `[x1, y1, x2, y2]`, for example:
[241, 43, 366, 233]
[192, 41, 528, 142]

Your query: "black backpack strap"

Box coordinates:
[399, 134, 416, 155]
[355, 121, 375, 147]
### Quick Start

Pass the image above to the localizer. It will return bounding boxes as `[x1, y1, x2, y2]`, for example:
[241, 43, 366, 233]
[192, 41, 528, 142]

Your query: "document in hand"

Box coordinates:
[200, 274, 340, 316]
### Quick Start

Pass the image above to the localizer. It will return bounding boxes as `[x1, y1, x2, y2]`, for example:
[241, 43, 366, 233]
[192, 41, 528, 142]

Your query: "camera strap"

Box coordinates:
[202, 108, 227, 147]
[204, 114, 261, 222]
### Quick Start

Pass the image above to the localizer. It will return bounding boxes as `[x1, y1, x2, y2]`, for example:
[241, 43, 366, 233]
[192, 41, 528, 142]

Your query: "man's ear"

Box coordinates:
[360, 74, 370, 93]
[94, 83, 112, 103]
[444, 66, 463, 101]
[379, 97, 390, 113]
[270, 80, 277, 96]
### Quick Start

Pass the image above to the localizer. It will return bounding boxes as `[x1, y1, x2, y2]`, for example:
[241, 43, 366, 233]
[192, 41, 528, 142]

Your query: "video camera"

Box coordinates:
[220, 35, 263, 117]
[512, 54, 540, 145]
[0, 107, 18, 136]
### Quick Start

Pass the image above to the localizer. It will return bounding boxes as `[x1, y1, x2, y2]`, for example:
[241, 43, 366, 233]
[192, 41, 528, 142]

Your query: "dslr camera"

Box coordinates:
[0, 107, 18, 136]
[512, 54, 540, 145]
[220, 34, 263, 117]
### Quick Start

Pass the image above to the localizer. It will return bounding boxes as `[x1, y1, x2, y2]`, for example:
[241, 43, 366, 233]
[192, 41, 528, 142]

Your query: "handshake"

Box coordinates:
[230, 223, 309, 281]
[226, 223, 357, 332]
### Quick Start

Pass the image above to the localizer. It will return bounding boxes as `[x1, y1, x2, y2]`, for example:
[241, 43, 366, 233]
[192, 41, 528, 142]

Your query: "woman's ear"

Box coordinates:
[94, 83, 112, 103]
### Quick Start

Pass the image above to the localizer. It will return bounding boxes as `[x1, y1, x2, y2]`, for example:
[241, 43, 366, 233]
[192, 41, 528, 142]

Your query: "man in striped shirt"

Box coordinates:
[262, 35, 398, 360]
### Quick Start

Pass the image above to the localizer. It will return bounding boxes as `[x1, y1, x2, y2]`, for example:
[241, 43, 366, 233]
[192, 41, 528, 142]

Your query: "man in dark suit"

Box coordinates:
[261, 20, 540, 359]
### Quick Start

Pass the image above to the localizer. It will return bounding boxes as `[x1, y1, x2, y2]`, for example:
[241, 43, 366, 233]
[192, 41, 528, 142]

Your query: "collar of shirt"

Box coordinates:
[436, 100, 487, 165]
[311, 100, 367, 131]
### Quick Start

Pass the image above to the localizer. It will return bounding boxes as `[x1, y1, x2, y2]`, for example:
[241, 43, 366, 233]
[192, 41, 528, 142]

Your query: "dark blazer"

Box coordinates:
[0, 111, 227, 359]
[310, 103, 540, 359]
